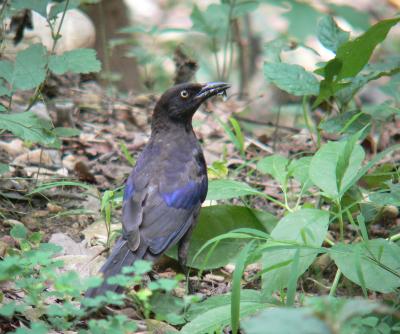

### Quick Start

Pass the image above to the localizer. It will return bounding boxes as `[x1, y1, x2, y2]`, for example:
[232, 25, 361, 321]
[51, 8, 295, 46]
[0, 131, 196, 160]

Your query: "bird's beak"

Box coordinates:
[195, 82, 231, 100]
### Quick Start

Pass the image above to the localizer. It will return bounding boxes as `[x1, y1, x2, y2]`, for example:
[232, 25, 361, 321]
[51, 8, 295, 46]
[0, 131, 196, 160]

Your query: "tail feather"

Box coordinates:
[84, 238, 143, 298]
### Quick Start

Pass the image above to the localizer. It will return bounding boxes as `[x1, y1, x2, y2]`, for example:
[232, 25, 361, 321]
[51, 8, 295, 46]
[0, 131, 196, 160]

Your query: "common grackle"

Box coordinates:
[85, 82, 230, 297]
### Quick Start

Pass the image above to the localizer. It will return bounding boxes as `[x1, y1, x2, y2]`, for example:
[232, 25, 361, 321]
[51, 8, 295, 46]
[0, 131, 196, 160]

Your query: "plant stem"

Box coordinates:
[26, 0, 70, 111]
[221, 0, 235, 80]
[212, 37, 221, 79]
[302, 96, 317, 148]
[329, 268, 342, 297]
[337, 200, 344, 242]
[389, 233, 400, 242]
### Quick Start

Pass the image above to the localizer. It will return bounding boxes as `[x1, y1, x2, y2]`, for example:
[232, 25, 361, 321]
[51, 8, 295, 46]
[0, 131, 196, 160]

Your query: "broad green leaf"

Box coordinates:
[13, 44, 47, 91]
[257, 155, 289, 187]
[335, 131, 364, 194]
[319, 110, 370, 135]
[263, 37, 291, 63]
[288, 157, 312, 188]
[330, 239, 400, 293]
[232, 1, 259, 18]
[48, 0, 80, 19]
[305, 296, 383, 325]
[190, 4, 229, 38]
[49, 49, 101, 75]
[369, 183, 400, 206]
[0, 60, 14, 83]
[166, 205, 277, 269]
[182, 290, 272, 334]
[320, 17, 400, 81]
[317, 16, 350, 53]
[186, 289, 267, 321]
[264, 63, 319, 96]
[363, 101, 400, 121]
[206, 179, 264, 201]
[262, 209, 329, 295]
[309, 140, 365, 199]
[0, 111, 59, 147]
[282, 1, 321, 40]
[10, 224, 27, 239]
[12, 0, 50, 17]
[54, 127, 81, 137]
[328, 4, 371, 30]
[14, 323, 49, 334]
[242, 308, 331, 334]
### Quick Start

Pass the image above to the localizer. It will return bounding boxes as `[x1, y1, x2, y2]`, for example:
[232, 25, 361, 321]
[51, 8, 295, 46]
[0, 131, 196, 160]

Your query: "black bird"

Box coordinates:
[86, 82, 230, 297]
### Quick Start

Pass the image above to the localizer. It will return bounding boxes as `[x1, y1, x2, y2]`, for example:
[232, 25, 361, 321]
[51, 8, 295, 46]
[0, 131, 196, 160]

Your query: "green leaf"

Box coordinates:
[48, 0, 80, 19]
[232, 1, 259, 18]
[10, 224, 27, 239]
[262, 209, 329, 295]
[14, 323, 49, 334]
[317, 16, 350, 53]
[363, 101, 400, 121]
[166, 205, 277, 270]
[257, 155, 289, 187]
[242, 307, 331, 334]
[264, 63, 319, 96]
[190, 4, 229, 38]
[207, 179, 264, 201]
[231, 242, 255, 334]
[309, 140, 365, 199]
[12, 0, 50, 18]
[0, 111, 59, 147]
[13, 44, 47, 91]
[330, 239, 400, 293]
[328, 4, 371, 30]
[54, 127, 81, 137]
[0, 60, 14, 83]
[319, 17, 400, 81]
[181, 290, 272, 334]
[282, 1, 321, 40]
[369, 183, 400, 206]
[319, 110, 370, 135]
[187, 289, 268, 321]
[49, 49, 101, 75]
[288, 157, 312, 188]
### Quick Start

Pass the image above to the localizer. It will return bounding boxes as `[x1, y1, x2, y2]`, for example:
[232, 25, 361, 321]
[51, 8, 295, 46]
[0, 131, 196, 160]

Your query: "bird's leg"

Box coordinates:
[178, 224, 197, 294]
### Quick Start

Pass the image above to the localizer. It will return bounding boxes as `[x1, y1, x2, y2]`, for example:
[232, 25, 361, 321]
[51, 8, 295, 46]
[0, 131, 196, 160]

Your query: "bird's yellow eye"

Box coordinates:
[180, 90, 189, 98]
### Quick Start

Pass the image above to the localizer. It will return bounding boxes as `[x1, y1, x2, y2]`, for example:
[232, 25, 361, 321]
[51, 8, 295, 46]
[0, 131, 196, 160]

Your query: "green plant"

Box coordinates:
[0, 0, 101, 174]
[0, 225, 189, 333]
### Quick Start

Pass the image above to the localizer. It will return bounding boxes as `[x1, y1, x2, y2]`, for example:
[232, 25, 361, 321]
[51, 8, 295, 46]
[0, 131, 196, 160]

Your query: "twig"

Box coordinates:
[235, 115, 301, 133]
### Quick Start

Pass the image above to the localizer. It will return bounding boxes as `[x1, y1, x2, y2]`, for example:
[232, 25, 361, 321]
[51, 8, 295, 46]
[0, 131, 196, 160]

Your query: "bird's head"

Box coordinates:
[153, 82, 231, 125]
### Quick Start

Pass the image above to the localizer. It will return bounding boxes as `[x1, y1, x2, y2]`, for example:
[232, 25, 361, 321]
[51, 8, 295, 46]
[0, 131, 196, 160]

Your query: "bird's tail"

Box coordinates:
[84, 238, 144, 298]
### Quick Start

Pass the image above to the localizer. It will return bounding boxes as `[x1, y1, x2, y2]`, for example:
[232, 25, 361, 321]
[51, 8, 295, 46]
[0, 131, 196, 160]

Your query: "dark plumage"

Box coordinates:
[85, 82, 230, 297]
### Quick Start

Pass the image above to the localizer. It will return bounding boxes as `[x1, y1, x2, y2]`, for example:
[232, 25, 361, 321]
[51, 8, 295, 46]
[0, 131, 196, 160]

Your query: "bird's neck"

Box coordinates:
[151, 116, 194, 138]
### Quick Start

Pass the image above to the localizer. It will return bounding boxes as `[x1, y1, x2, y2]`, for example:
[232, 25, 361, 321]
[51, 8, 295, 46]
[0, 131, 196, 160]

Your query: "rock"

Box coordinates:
[56, 254, 105, 278]
[80, 219, 118, 244]
[145, 319, 179, 333]
[49, 233, 86, 256]
[30, 102, 51, 122]
[0, 139, 28, 157]
[204, 273, 225, 283]
[3, 219, 24, 227]
[3, 8, 95, 58]
[47, 203, 63, 213]
[13, 149, 62, 167]
[0, 240, 9, 257]
[20, 217, 40, 231]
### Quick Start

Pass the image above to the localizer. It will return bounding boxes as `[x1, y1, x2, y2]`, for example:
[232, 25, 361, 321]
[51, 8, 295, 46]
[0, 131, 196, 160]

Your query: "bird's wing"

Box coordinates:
[121, 144, 207, 255]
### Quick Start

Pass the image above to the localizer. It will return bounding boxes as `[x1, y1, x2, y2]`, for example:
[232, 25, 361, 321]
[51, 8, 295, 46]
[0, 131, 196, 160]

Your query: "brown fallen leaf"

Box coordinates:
[74, 160, 96, 183]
